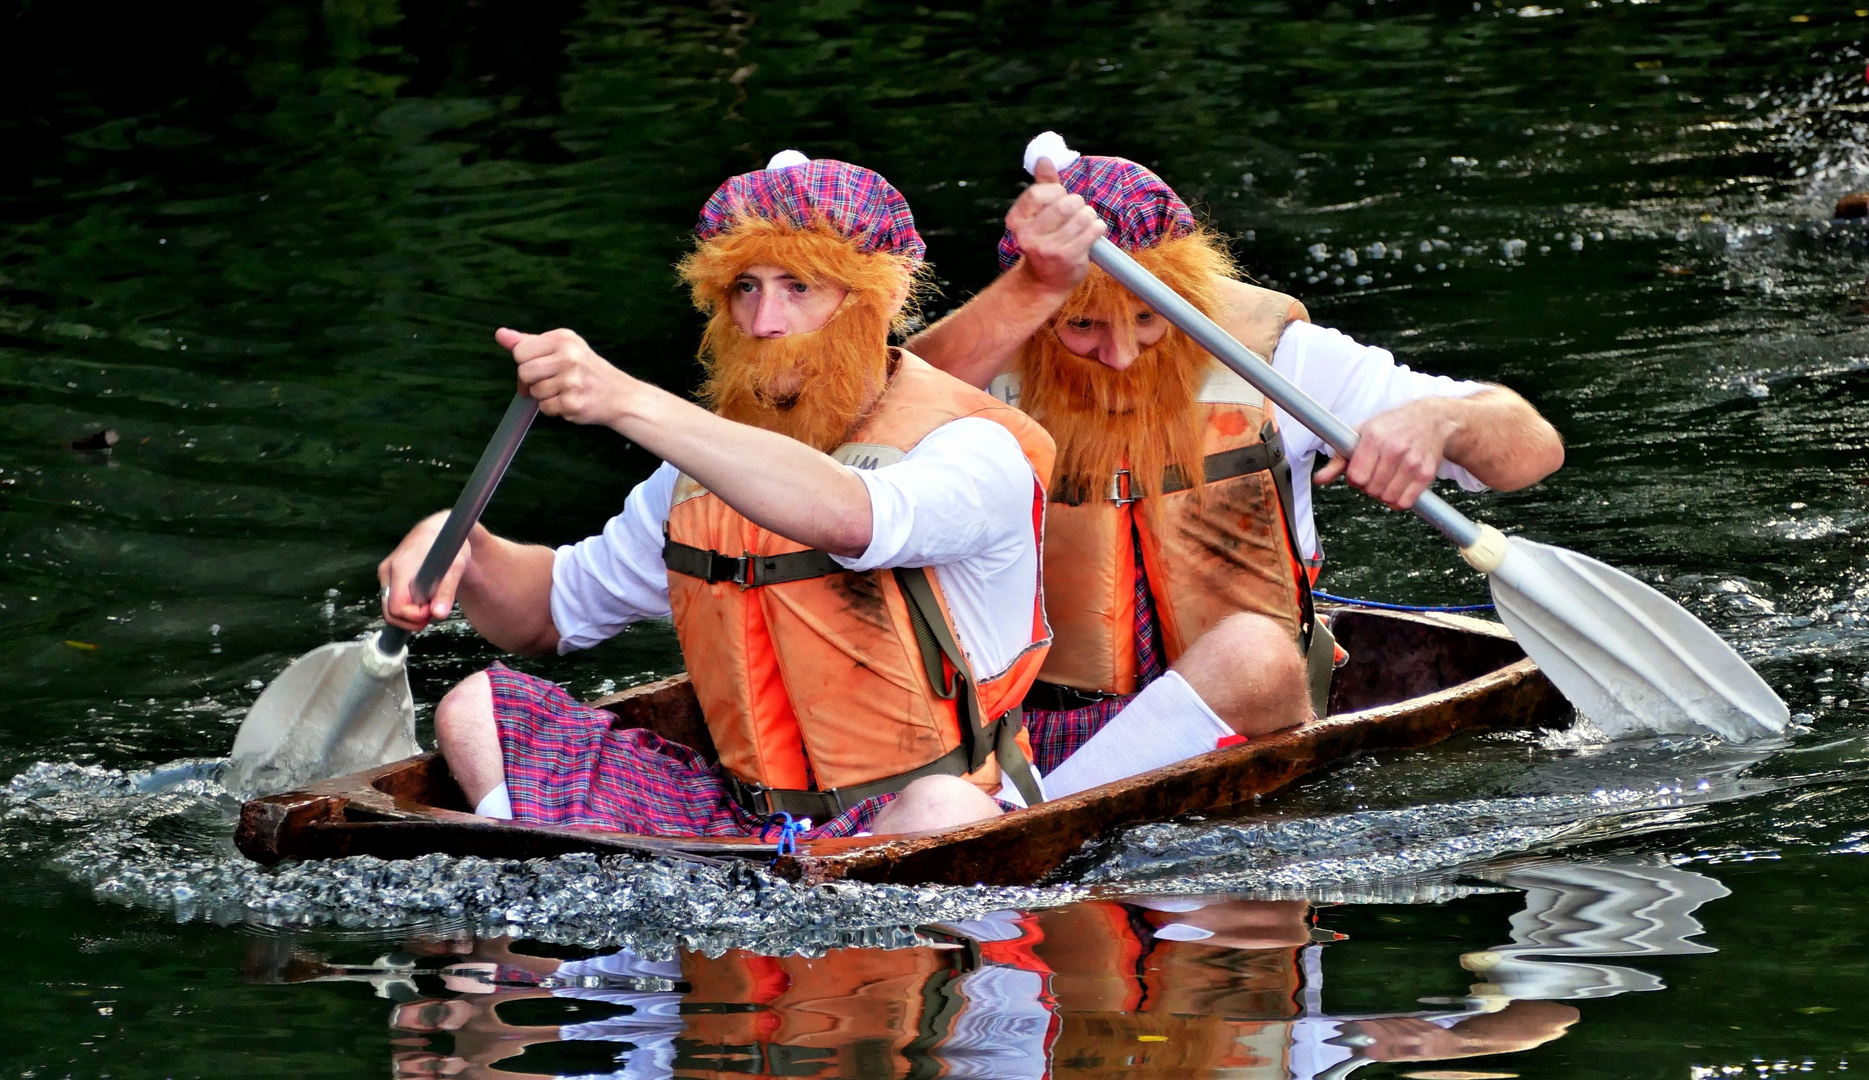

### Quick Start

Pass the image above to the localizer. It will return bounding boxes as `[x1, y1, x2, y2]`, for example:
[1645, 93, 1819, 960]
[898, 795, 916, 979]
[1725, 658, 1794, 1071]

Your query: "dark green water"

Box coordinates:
[6, 1, 1869, 1076]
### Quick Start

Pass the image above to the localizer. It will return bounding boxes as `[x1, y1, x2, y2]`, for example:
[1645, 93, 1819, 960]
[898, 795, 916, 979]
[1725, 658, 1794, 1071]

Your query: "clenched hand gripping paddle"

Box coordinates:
[1090, 238, 1788, 742]
[225, 394, 541, 798]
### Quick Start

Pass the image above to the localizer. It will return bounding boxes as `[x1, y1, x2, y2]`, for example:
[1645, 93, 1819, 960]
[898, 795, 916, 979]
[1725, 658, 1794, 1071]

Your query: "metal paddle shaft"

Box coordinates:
[377, 392, 541, 657]
[1090, 237, 1789, 741]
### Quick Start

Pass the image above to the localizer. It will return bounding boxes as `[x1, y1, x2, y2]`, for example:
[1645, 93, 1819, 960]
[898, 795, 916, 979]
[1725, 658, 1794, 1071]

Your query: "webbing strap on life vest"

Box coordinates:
[1054, 440, 1283, 506]
[895, 566, 1046, 808]
[662, 534, 846, 589]
[1305, 613, 1335, 719]
[1160, 440, 1283, 495]
[1258, 420, 1318, 655]
[721, 742, 984, 820]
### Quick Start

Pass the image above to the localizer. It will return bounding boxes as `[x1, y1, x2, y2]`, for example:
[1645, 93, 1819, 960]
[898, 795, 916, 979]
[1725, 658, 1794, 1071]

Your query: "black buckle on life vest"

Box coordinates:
[1108, 468, 1141, 506]
[700, 550, 754, 588]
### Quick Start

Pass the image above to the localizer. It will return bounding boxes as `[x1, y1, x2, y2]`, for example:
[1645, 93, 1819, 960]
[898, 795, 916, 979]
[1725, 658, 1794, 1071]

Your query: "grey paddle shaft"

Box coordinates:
[377, 392, 541, 656]
[1090, 238, 1483, 550]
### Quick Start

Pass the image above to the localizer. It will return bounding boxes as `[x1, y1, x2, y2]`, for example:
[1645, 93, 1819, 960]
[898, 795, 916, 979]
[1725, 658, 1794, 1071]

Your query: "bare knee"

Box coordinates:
[1173, 613, 1309, 736]
[869, 775, 1003, 836]
[435, 671, 505, 806]
[434, 671, 494, 752]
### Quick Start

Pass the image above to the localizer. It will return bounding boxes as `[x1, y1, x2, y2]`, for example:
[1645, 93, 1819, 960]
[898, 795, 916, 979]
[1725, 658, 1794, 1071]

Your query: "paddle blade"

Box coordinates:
[1487, 538, 1789, 742]
[224, 640, 419, 799]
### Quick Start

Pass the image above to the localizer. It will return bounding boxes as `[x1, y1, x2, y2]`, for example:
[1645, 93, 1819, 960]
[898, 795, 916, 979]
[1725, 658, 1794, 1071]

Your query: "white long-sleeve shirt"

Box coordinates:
[550, 416, 1043, 680]
[1269, 320, 1488, 563]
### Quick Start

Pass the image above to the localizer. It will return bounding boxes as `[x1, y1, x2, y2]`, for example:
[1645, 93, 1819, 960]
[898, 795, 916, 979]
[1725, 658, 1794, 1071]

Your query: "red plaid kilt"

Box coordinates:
[487, 662, 893, 839]
[1024, 539, 1167, 775]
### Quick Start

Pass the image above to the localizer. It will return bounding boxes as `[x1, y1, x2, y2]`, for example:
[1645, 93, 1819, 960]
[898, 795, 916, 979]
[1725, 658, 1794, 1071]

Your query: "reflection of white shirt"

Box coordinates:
[552, 952, 686, 1080]
[1269, 321, 1488, 564]
[550, 416, 1043, 680]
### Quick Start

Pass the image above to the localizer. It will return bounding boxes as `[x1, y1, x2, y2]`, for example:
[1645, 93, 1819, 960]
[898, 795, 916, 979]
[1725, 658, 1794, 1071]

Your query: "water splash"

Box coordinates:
[1, 757, 1086, 954]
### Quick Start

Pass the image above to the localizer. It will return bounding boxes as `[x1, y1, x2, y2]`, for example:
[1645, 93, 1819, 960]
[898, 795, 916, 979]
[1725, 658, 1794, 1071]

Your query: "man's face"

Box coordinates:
[1051, 300, 1170, 371]
[728, 263, 850, 338]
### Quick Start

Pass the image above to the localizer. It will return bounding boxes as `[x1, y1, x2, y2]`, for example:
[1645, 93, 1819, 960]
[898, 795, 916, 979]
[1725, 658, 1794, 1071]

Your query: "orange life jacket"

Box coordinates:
[664, 350, 1055, 818]
[1017, 285, 1314, 696]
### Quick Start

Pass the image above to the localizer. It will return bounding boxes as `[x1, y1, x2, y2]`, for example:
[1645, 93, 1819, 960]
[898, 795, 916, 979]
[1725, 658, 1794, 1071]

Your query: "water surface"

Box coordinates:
[5, 1, 1869, 1076]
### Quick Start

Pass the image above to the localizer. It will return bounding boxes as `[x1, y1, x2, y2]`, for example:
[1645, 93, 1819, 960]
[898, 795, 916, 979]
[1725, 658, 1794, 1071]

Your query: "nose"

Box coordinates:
[751, 290, 791, 338]
[1096, 324, 1139, 371]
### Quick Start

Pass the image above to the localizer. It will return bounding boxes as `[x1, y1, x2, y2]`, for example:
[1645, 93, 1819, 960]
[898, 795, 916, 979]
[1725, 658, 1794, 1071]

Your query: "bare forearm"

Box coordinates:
[907, 262, 1071, 389]
[614, 385, 874, 557]
[457, 526, 560, 655]
[1440, 387, 1565, 491]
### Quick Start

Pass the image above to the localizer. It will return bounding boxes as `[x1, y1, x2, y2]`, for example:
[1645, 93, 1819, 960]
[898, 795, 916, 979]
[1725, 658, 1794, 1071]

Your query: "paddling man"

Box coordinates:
[376, 152, 1066, 837]
[909, 134, 1564, 779]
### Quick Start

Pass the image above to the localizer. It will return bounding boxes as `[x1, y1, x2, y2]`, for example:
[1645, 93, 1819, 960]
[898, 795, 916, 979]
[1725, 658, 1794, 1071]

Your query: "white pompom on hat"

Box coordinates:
[766, 149, 811, 170]
[1021, 131, 1082, 176]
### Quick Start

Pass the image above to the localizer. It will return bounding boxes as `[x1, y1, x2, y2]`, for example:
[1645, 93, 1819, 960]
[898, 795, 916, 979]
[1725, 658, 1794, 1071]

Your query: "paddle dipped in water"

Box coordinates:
[225, 393, 541, 798]
[1089, 237, 1788, 742]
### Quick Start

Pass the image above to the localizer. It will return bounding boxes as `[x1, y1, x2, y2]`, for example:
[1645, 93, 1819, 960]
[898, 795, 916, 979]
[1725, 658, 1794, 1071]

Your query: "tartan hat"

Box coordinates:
[997, 132, 1198, 269]
[696, 150, 926, 261]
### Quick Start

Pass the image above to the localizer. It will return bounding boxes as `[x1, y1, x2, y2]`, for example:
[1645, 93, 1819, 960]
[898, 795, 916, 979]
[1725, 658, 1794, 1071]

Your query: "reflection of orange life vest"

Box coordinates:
[664, 350, 1055, 816]
[1033, 286, 1315, 696]
[679, 945, 970, 1077]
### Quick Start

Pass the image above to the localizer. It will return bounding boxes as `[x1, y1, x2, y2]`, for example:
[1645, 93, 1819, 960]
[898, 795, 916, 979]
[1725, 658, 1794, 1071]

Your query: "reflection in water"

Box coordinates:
[1463, 861, 1731, 1001]
[240, 860, 1728, 1079]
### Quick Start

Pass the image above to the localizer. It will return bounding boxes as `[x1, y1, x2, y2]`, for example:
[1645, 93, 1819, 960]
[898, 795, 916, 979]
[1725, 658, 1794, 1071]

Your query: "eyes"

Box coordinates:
[734, 278, 814, 295]
[1064, 312, 1157, 333]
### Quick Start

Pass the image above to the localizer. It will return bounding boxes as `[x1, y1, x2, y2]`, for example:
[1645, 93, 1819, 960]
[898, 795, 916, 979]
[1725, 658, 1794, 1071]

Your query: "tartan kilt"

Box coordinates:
[487, 662, 892, 840]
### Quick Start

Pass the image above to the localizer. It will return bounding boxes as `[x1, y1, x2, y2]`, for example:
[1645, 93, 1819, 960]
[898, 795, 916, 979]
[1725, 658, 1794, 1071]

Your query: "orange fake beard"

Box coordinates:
[694, 296, 895, 453]
[1015, 231, 1235, 502]
[1017, 325, 1211, 503]
[677, 216, 921, 453]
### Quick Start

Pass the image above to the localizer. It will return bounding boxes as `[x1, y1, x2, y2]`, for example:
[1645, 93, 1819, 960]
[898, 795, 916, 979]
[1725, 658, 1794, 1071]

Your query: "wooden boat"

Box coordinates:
[235, 607, 1568, 886]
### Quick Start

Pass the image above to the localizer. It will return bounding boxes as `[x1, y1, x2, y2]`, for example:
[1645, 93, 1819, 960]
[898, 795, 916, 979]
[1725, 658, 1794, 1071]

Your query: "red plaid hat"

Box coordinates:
[998, 133, 1197, 269]
[697, 151, 926, 261]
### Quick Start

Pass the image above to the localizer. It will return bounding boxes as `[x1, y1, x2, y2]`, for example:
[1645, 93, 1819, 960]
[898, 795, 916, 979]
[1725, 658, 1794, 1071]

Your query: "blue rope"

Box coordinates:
[759, 811, 811, 862]
[1314, 590, 1496, 613]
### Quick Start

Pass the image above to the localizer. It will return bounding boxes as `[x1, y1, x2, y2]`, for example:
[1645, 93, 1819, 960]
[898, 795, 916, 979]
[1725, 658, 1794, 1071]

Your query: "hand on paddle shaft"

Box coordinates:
[1007, 157, 1106, 294]
[1312, 396, 1464, 511]
[378, 326, 639, 634]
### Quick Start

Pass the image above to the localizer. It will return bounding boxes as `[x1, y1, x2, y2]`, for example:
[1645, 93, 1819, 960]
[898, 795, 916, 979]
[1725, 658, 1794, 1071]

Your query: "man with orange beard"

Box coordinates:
[373, 153, 1064, 838]
[910, 135, 1564, 788]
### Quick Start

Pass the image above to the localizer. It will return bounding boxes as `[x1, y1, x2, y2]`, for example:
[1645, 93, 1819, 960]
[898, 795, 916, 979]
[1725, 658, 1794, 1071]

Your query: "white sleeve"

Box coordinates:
[1273, 320, 1489, 492]
[833, 418, 1036, 574]
[549, 463, 678, 654]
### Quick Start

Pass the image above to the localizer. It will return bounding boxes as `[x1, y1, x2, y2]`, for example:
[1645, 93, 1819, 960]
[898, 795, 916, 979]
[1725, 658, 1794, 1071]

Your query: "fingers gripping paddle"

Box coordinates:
[226, 394, 541, 798]
[1089, 237, 1789, 742]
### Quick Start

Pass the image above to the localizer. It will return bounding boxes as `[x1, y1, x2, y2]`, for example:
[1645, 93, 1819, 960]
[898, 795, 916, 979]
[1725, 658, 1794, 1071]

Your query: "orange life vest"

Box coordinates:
[664, 350, 1055, 817]
[1022, 284, 1315, 696]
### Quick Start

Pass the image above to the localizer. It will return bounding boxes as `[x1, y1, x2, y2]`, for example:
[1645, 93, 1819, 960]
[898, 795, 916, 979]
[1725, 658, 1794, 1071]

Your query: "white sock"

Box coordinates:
[474, 781, 514, 819]
[1039, 671, 1233, 799]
